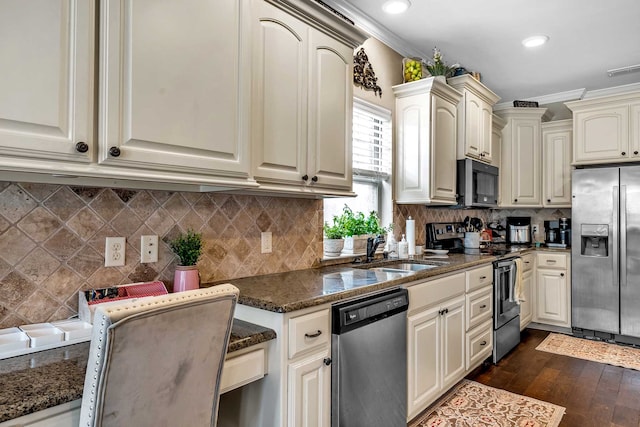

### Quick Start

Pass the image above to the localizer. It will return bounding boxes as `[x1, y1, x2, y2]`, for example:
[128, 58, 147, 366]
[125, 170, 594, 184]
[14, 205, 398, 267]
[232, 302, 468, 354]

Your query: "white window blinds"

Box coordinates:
[352, 98, 392, 180]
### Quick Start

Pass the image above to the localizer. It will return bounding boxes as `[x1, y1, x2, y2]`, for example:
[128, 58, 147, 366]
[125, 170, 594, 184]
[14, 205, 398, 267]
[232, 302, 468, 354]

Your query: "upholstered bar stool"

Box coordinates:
[79, 284, 239, 427]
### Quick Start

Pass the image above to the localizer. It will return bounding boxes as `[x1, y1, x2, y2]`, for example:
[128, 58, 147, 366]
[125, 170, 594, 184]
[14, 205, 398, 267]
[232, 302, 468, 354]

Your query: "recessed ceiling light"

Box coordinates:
[522, 35, 549, 48]
[382, 0, 411, 14]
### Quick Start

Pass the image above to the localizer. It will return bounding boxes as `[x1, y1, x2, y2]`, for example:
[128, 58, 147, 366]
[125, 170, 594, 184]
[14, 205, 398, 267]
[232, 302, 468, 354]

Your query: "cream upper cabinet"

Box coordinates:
[447, 75, 500, 164]
[0, 1, 94, 164]
[542, 120, 573, 208]
[497, 107, 548, 208]
[491, 114, 507, 169]
[99, 0, 250, 178]
[393, 78, 462, 205]
[250, 0, 364, 195]
[566, 91, 640, 165]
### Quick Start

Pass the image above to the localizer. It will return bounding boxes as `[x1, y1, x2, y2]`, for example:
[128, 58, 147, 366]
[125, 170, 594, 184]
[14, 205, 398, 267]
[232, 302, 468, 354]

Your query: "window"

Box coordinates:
[324, 98, 393, 229]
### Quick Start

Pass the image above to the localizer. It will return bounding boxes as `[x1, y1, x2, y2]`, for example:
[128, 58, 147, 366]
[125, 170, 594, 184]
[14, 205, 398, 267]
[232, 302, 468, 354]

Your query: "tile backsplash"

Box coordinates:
[0, 183, 323, 328]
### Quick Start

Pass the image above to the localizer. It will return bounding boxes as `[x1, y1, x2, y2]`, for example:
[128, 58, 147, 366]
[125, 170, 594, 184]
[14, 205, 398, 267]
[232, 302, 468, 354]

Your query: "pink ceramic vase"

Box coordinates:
[173, 265, 200, 292]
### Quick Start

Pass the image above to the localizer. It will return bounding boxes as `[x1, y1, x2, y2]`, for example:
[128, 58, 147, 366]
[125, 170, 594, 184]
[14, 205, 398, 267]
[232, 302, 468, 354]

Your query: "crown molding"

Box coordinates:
[583, 81, 640, 99]
[318, 0, 429, 58]
[494, 88, 586, 110]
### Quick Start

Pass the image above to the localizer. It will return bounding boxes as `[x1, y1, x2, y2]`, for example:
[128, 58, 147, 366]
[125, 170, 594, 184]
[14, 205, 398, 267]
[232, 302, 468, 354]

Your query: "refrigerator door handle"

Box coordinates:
[613, 185, 620, 289]
[621, 185, 627, 289]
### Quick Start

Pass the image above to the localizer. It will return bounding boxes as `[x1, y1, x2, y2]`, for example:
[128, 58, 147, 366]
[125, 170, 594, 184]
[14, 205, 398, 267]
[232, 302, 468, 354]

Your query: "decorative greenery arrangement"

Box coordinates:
[425, 47, 458, 78]
[328, 205, 389, 238]
[169, 229, 203, 266]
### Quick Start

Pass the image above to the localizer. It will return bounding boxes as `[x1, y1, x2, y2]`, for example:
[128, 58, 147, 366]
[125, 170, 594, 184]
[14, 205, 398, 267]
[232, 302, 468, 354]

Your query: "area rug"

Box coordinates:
[536, 332, 640, 370]
[410, 380, 565, 427]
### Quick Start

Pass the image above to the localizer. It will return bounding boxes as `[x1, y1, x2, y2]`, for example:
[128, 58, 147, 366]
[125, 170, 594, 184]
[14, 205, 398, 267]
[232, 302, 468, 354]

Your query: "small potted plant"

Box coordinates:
[323, 218, 345, 257]
[337, 205, 368, 255]
[169, 228, 203, 292]
[425, 47, 458, 79]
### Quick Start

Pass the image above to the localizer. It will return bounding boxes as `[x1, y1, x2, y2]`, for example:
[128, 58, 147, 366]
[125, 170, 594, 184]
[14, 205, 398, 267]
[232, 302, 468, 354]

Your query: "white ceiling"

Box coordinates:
[325, 0, 640, 106]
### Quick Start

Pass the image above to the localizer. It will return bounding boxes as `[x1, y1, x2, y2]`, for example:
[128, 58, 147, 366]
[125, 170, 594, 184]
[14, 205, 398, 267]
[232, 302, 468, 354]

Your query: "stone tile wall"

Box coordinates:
[0, 182, 323, 328]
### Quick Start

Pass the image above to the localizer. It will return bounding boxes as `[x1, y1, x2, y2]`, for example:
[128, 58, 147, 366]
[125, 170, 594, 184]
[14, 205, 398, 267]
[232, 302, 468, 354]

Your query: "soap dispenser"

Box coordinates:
[398, 234, 409, 259]
[387, 233, 398, 259]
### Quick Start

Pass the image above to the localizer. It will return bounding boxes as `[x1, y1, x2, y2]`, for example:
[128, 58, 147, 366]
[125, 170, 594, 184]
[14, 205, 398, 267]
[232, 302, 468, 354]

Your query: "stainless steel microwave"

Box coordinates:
[456, 159, 499, 208]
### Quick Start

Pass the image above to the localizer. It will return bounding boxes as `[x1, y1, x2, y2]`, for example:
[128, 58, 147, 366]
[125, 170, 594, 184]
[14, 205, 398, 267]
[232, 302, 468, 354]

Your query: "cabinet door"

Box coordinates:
[0, 0, 93, 163]
[535, 268, 569, 326]
[100, 0, 249, 176]
[288, 350, 331, 427]
[573, 106, 629, 164]
[631, 102, 640, 160]
[307, 30, 353, 190]
[407, 305, 440, 420]
[510, 118, 542, 206]
[480, 102, 493, 162]
[441, 295, 465, 391]
[520, 269, 533, 330]
[430, 94, 458, 203]
[251, 0, 307, 185]
[463, 91, 482, 159]
[543, 125, 572, 207]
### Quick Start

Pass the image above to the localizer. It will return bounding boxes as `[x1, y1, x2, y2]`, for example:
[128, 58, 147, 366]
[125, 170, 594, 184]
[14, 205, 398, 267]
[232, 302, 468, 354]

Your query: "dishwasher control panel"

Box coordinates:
[332, 288, 408, 334]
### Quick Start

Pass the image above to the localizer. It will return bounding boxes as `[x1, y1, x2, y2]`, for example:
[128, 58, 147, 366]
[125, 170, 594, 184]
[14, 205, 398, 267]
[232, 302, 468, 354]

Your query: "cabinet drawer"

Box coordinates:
[466, 265, 493, 292]
[466, 287, 492, 331]
[288, 309, 330, 359]
[521, 254, 534, 272]
[537, 253, 567, 269]
[406, 272, 465, 314]
[220, 347, 266, 394]
[466, 320, 493, 370]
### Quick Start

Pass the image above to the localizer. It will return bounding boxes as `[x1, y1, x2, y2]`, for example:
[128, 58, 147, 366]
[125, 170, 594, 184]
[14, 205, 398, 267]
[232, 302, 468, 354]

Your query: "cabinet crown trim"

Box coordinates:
[392, 77, 463, 104]
[565, 90, 640, 111]
[495, 107, 549, 120]
[446, 74, 500, 105]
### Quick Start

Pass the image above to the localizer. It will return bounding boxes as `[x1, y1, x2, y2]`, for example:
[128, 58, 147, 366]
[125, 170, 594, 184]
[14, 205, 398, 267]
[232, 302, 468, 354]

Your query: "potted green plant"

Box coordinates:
[425, 47, 458, 79]
[169, 228, 203, 292]
[323, 217, 345, 257]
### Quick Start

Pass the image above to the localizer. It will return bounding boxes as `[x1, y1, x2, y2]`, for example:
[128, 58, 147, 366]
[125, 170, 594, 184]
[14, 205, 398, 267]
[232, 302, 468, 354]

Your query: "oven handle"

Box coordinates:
[508, 261, 518, 303]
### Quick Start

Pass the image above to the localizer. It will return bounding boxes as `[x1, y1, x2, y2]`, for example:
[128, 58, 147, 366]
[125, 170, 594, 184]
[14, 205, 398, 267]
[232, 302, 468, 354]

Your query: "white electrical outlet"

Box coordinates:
[140, 235, 159, 263]
[532, 224, 539, 234]
[105, 237, 126, 267]
[261, 231, 272, 254]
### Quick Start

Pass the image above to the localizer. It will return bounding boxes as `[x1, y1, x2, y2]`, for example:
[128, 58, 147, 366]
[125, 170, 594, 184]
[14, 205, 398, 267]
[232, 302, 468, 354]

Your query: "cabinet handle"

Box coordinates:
[524, 261, 530, 264]
[560, 273, 565, 277]
[480, 340, 487, 346]
[547, 199, 551, 203]
[622, 152, 627, 156]
[311, 175, 318, 183]
[304, 330, 322, 338]
[514, 199, 518, 203]
[546, 260, 556, 264]
[302, 174, 309, 182]
[480, 304, 487, 309]
[109, 146, 121, 157]
[75, 142, 89, 153]
[635, 151, 639, 155]
[479, 275, 487, 280]
[323, 357, 332, 366]
[444, 308, 449, 314]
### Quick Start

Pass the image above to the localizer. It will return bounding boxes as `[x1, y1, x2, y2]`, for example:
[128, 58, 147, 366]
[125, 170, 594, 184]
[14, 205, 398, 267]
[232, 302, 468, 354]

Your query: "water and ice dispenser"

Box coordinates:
[580, 224, 609, 257]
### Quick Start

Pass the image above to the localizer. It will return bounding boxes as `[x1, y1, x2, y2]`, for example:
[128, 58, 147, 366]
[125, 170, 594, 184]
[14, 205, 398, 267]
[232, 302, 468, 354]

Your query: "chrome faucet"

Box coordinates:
[366, 235, 386, 262]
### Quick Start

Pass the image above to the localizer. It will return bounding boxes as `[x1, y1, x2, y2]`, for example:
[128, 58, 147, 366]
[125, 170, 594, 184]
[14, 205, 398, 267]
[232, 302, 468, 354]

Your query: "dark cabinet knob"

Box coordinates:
[622, 152, 626, 156]
[480, 340, 487, 346]
[302, 174, 309, 182]
[547, 199, 551, 203]
[514, 199, 518, 203]
[635, 151, 639, 155]
[109, 146, 121, 157]
[75, 142, 89, 153]
[323, 357, 332, 366]
[480, 304, 487, 309]
[311, 175, 318, 183]
[560, 273, 565, 277]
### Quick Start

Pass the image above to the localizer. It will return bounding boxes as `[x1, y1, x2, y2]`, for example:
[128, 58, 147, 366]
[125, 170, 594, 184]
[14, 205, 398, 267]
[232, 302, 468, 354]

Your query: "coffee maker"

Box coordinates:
[544, 218, 571, 247]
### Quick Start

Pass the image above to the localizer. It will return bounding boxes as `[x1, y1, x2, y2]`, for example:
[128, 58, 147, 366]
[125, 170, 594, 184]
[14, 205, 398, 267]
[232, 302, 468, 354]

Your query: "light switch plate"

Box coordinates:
[105, 237, 125, 267]
[261, 232, 272, 254]
[140, 235, 159, 263]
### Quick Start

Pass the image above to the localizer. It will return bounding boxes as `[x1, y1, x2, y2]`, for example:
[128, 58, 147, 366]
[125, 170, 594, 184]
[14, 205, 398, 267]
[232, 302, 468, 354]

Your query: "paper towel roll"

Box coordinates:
[406, 217, 415, 256]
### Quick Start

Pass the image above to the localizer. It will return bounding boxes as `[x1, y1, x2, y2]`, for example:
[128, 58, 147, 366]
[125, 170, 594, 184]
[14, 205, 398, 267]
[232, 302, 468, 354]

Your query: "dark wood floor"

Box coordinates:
[466, 328, 640, 427]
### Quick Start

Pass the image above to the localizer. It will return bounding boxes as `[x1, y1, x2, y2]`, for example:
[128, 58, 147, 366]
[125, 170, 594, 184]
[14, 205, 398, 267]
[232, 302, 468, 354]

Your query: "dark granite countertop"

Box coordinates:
[204, 246, 571, 313]
[0, 319, 275, 423]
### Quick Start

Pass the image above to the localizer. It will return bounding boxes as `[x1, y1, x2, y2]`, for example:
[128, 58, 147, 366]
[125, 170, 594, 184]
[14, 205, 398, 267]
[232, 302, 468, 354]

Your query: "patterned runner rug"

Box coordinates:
[536, 332, 640, 370]
[409, 380, 565, 427]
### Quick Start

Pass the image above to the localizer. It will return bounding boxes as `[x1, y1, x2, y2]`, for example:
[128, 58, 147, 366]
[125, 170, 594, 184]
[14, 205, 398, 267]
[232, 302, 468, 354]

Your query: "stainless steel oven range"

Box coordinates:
[493, 257, 520, 363]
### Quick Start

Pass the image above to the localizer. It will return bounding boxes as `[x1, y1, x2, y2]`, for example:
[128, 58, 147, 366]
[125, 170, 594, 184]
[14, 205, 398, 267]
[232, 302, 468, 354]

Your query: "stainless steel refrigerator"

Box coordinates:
[572, 165, 640, 344]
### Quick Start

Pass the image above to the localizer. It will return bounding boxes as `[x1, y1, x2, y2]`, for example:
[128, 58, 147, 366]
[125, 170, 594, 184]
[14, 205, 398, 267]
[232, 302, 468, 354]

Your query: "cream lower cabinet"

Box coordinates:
[234, 303, 331, 427]
[542, 120, 573, 208]
[534, 252, 571, 328]
[406, 272, 466, 420]
[566, 92, 640, 165]
[519, 253, 535, 330]
[250, 0, 365, 195]
[393, 78, 463, 204]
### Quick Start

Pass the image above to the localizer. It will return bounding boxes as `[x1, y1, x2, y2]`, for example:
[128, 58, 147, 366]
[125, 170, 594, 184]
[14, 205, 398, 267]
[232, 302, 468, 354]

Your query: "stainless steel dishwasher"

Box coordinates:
[331, 287, 408, 427]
